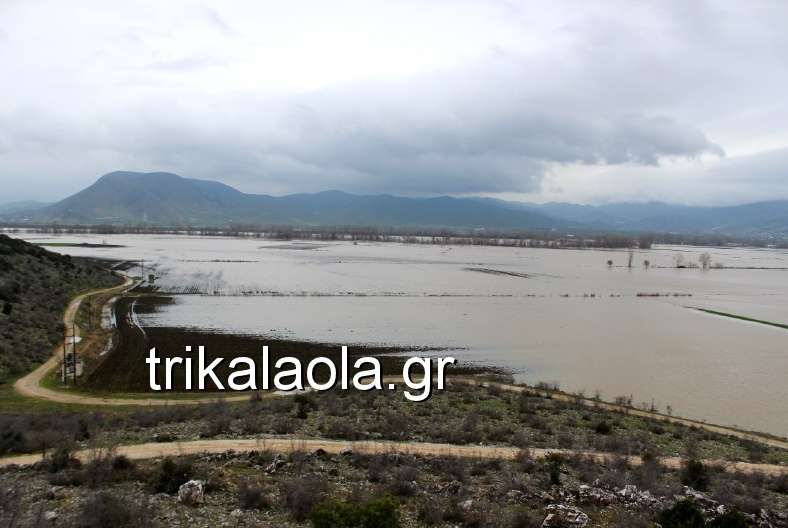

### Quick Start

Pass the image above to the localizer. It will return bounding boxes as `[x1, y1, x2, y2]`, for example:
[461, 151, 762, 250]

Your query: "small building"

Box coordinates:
[64, 352, 84, 377]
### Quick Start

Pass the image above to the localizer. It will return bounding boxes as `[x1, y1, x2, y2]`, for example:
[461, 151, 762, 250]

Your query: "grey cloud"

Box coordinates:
[0, 50, 726, 199]
[201, 7, 233, 36]
[143, 55, 228, 72]
[245, 60, 725, 194]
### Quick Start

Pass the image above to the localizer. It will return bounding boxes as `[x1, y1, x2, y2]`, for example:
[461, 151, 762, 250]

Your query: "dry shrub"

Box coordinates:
[78, 489, 157, 528]
[236, 479, 271, 510]
[280, 473, 328, 521]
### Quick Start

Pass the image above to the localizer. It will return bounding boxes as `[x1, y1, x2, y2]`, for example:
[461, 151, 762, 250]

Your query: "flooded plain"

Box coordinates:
[20, 233, 788, 437]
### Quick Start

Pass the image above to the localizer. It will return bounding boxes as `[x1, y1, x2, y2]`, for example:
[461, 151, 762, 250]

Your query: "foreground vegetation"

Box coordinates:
[2, 382, 788, 527]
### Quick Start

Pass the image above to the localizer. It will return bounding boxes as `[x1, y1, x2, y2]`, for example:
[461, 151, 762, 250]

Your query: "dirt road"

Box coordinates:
[13, 275, 147, 404]
[1, 437, 785, 476]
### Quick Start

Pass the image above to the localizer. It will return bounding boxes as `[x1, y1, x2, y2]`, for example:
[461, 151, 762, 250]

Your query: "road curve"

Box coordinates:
[12, 275, 138, 403]
[12, 275, 269, 407]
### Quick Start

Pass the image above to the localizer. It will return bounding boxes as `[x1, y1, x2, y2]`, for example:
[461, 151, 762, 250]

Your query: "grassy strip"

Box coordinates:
[35, 242, 126, 248]
[693, 308, 788, 330]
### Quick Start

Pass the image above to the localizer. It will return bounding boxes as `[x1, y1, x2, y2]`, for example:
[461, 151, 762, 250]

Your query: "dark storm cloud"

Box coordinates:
[0, 55, 726, 197]
[217, 56, 726, 195]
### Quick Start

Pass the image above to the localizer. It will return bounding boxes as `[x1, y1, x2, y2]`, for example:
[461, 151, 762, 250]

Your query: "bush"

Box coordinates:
[544, 452, 565, 486]
[78, 489, 157, 528]
[46, 446, 81, 473]
[281, 474, 328, 521]
[417, 496, 445, 526]
[112, 454, 134, 471]
[656, 499, 706, 528]
[709, 509, 749, 528]
[681, 459, 709, 491]
[594, 420, 612, 435]
[199, 399, 233, 437]
[770, 472, 788, 494]
[149, 457, 193, 494]
[236, 479, 270, 510]
[309, 494, 400, 528]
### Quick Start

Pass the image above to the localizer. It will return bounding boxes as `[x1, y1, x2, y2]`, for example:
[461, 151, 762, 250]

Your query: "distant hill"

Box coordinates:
[0, 200, 51, 216]
[524, 201, 788, 235]
[468, 198, 788, 237]
[2, 171, 787, 236]
[2, 171, 562, 230]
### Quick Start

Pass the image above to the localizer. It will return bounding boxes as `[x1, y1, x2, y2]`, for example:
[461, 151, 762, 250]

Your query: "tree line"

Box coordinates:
[2, 222, 785, 249]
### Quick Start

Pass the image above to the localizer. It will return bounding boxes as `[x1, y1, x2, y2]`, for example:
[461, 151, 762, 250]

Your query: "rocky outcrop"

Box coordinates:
[177, 480, 205, 506]
[542, 504, 589, 527]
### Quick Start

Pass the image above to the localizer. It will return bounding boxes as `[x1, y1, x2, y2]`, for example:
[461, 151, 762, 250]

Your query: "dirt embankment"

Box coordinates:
[1, 437, 786, 476]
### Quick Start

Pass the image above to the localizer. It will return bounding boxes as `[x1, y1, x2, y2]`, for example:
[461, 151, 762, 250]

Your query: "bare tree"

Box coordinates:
[627, 248, 635, 268]
[698, 252, 712, 269]
[643, 259, 650, 268]
[673, 253, 685, 268]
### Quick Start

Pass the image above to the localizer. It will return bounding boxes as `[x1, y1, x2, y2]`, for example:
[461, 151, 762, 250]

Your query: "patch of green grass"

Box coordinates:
[692, 308, 788, 330]
[0, 374, 103, 414]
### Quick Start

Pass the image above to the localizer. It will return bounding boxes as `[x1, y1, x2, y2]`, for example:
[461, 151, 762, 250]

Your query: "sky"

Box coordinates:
[1, 0, 787, 206]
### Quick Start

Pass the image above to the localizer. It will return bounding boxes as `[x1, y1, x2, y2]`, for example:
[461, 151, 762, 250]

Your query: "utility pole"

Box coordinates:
[72, 321, 77, 386]
[62, 324, 67, 385]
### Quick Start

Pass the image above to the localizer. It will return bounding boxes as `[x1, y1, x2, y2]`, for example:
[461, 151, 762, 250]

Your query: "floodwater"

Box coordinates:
[19, 233, 788, 437]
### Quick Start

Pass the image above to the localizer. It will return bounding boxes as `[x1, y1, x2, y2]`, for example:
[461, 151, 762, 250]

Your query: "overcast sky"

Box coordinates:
[1, 1, 787, 206]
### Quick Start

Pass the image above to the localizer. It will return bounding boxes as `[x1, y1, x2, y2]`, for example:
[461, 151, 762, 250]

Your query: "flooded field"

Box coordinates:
[19, 233, 788, 437]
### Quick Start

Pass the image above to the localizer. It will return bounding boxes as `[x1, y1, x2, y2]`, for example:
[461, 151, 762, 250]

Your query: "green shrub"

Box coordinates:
[47, 446, 81, 473]
[709, 509, 749, 528]
[594, 420, 612, 435]
[656, 499, 706, 528]
[544, 452, 565, 486]
[111, 455, 134, 471]
[149, 457, 193, 494]
[309, 494, 400, 528]
[682, 459, 709, 490]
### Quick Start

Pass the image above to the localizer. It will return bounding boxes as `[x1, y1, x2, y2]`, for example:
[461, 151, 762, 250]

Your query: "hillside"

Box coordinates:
[0, 235, 122, 381]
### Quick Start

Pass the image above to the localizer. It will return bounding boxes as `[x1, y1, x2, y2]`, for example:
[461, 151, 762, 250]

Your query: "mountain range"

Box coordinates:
[2, 171, 787, 237]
